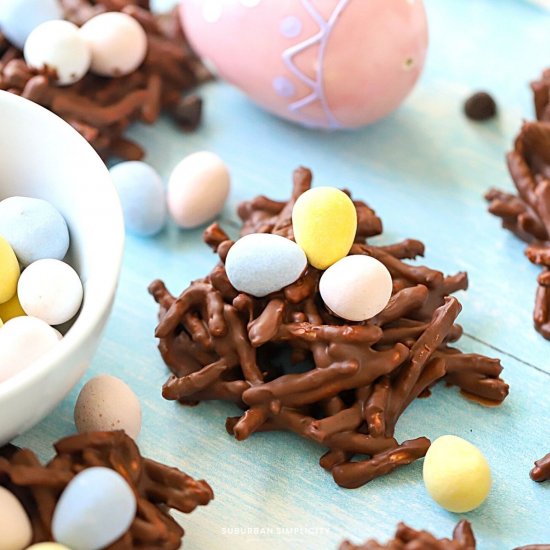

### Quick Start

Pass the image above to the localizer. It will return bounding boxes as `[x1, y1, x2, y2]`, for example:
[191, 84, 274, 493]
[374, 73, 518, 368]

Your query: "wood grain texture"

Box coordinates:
[15, 0, 550, 548]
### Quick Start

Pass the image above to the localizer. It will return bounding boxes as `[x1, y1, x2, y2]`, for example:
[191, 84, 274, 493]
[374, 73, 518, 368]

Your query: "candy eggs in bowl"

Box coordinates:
[180, 0, 428, 129]
[0, 91, 124, 444]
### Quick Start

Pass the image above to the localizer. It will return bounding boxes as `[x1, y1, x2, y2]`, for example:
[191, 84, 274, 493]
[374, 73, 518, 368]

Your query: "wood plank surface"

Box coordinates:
[15, 1, 550, 548]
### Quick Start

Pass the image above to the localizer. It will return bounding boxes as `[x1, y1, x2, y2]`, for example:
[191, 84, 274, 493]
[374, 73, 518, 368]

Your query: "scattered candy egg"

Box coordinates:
[24, 20, 91, 86]
[0, 235, 20, 304]
[52, 467, 137, 550]
[109, 161, 166, 236]
[167, 151, 230, 228]
[18, 259, 83, 326]
[0, 196, 69, 267]
[0, 292, 26, 323]
[80, 12, 148, 77]
[26, 544, 71, 550]
[0, 0, 63, 50]
[225, 233, 307, 297]
[74, 374, 142, 439]
[0, 486, 32, 550]
[319, 255, 392, 321]
[292, 187, 357, 270]
[423, 435, 492, 513]
[180, 0, 428, 129]
[0, 316, 60, 383]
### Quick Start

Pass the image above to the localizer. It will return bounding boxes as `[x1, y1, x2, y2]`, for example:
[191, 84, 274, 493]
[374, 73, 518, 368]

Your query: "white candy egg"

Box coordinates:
[18, 259, 83, 326]
[52, 467, 137, 550]
[0, 316, 60, 383]
[225, 233, 307, 297]
[0, 486, 32, 550]
[167, 151, 230, 228]
[319, 255, 393, 321]
[80, 12, 148, 77]
[24, 20, 91, 86]
[74, 375, 142, 439]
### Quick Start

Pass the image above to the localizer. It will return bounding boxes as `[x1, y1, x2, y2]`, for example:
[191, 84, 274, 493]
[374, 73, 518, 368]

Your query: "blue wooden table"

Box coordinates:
[15, 1, 550, 548]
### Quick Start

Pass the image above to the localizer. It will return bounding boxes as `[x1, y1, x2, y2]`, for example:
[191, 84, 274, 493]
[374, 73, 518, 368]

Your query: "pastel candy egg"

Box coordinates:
[423, 435, 492, 513]
[80, 12, 148, 77]
[0, 0, 63, 50]
[319, 255, 392, 321]
[0, 293, 26, 322]
[24, 20, 91, 86]
[0, 486, 32, 550]
[180, 0, 428, 129]
[18, 259, 83, 326]
[27, 545, 71, 550]
[167, 151, 230, 228]
[0, 196, 69, 267]
[52, 467, 137, 550]
[74, 375, 142, 439]
[0, 316, 60, 383]
[292, 187, 357, 270]
[109, 161, 166, 236]
[0, 236, 20, 304]
[225, 233, 307, 297]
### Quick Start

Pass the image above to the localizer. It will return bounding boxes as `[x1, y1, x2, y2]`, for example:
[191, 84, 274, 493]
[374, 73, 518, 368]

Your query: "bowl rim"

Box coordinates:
[0, 91, 124, 399]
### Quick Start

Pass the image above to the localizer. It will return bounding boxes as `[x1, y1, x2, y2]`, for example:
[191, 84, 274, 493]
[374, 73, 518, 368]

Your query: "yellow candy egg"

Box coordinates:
[0, 235, 20, 304]
[423, 435, 492, 513]
[292, 187, 357, 270]
[0, 293, 26, 322]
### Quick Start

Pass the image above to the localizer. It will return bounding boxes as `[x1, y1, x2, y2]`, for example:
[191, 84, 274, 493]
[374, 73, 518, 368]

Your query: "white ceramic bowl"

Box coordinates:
[0, 91, 124, 444]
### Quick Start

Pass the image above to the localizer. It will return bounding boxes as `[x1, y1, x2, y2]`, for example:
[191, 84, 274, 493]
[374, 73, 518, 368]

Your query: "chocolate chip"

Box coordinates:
[464, 91, 497, 121]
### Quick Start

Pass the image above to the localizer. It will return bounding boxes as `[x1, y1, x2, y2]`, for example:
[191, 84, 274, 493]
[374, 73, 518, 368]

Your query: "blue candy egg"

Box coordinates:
[0, 196, 69, 267]
[0, 0, 63, 50]
[109, 161, 167, 237]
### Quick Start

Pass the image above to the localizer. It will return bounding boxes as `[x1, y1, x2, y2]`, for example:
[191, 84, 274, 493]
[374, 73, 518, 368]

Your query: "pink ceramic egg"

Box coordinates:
[180, 0, 428, 129]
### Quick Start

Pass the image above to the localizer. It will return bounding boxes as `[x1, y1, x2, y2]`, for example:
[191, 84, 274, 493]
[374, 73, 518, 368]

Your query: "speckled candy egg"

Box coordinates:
[180, 0, 428, 129]
[0, 486, 32, 550]
[0, 0, 63, 50]
[74, 375, 142, 439]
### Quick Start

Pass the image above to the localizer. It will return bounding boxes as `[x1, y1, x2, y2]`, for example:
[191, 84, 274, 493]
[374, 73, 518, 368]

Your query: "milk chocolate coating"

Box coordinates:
[530, 452, 550, 482]
[0, 431, 213, 548]
[339, 520, 476, 550]
[486, 120, 550, 339]
[0, 0, 210, 161]
[150, 167, 508, 489]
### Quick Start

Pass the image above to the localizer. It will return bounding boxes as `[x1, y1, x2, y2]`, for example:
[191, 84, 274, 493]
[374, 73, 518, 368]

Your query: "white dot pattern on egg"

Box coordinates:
[52, 467, 137, 550]
[280, 15, 303, 38]
[319, 255, 393, 321]
[225, 233, 307, 297]
[273, 75, 296, 97]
